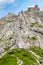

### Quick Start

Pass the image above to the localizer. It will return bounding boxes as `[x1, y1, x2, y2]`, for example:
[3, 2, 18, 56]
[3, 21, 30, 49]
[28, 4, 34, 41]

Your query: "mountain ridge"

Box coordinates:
[0, 5, 43, 57]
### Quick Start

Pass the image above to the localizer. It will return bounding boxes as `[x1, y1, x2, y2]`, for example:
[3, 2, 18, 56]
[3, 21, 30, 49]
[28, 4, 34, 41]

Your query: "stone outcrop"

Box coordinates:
[0, 5, 43, 55]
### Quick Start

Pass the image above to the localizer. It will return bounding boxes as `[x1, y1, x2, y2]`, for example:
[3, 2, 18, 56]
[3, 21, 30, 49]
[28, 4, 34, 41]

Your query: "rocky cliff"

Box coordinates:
[0, 5, 43, 56]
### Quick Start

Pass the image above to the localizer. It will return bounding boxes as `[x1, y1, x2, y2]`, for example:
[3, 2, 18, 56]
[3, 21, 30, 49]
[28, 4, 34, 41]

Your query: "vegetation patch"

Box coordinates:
[30, 46, 43, 58]
[30, 22, 38, 27]
[0, 48, 38, 65]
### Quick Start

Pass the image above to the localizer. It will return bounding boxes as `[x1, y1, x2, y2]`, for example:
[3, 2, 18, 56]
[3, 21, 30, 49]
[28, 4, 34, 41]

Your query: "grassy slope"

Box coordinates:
[0, 47, 43, 65]
[0, 48, 38, 65]
[30, 46, 43, 58]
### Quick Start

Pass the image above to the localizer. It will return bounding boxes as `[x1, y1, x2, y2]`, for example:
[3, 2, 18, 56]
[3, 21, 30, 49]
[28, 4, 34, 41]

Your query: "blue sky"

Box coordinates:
[0, 0, 43, 18]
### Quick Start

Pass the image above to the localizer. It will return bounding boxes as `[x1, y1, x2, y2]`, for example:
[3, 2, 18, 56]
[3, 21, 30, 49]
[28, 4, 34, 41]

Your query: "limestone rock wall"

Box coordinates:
[0, 5, 43, 55]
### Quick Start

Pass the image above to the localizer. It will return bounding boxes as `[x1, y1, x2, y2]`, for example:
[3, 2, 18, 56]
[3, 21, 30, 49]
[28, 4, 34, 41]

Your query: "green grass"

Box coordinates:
[30, 22, 38, 27]
[30, 36, 37, 41]
[0, 38, 3, 42]
[0, 48, 38, 65]
[7, 21, 12, 22]
[30, 46, 43, 58]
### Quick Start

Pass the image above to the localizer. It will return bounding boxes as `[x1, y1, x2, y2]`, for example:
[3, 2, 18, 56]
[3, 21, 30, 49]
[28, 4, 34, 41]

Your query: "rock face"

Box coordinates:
[0, 5, 43, 55]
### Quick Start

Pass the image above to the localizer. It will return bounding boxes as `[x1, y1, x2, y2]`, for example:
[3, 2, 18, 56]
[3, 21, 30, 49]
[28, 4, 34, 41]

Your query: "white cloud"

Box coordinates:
[0, 0, 15, 4]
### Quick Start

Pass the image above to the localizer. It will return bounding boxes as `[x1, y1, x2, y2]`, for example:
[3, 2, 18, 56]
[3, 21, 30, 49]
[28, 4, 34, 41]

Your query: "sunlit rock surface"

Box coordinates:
[0, 5, 43, 55]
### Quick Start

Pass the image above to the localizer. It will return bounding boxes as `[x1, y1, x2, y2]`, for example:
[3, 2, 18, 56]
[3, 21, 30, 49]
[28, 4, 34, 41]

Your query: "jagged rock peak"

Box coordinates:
[28, 5, 40, 12]
[18, 5, 40, 17]
[6, 12, 17, 17]
[4, 12, 17, 21]
[0, 12, 17, 21]
[18, 11, 24, 16]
